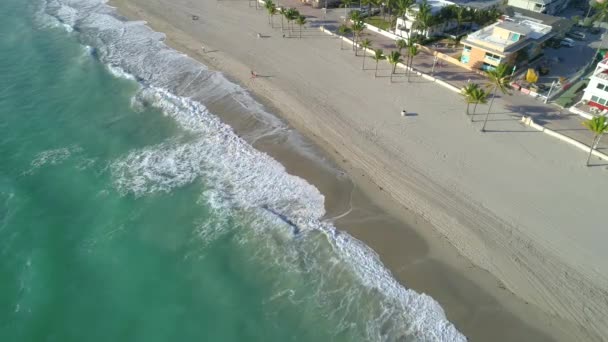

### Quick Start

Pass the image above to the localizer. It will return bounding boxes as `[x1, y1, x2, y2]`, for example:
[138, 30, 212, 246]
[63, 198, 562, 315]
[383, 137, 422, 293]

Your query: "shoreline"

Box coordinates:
[107, 0, 600, 340]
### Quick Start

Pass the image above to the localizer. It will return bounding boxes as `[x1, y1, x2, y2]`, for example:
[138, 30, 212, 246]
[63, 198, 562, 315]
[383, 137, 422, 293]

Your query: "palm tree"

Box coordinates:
[407, 43, 418, 82]
[481, 64, 511, 132]
[470, 87, 488, 122]
[341, 0, 354, 21]
[286, 8, 299, 35]
[450, 5, 468, 32]
[279, 7, 286, 33]
[351, 20, 366, 55]
[395, 38, 407, 54]
[349, 9, 363, 23]
[360, 39, 372, 69]
[296, 15, 307, 39]
[412, 0, 433, 38]
[372, 49, 385, 77]
[582, 115, 608, 166]
[461, 83, 479, 115]
[387, 51, 402, 82]
[394, 0, 415, 22]
[264, 1, 277, 27]
[337, 24, 352, 50]
[264, 0, 275, 25]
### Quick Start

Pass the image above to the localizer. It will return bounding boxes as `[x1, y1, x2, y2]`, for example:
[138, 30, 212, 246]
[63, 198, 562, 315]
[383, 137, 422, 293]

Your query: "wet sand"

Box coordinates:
[107, 0, 595, 340]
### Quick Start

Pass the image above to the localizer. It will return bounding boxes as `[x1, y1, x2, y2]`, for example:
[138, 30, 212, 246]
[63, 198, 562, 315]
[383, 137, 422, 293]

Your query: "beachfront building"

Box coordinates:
[395, 0, 458, 39]
[460, 15, 552, 71]
[394, 0, 502, 39]
[507, 0, 570, 15]
[581, 57, 608, 113]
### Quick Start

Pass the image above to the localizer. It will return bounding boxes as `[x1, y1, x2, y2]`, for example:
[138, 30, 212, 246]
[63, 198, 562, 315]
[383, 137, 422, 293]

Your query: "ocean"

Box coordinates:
[0, 0, 464, 340]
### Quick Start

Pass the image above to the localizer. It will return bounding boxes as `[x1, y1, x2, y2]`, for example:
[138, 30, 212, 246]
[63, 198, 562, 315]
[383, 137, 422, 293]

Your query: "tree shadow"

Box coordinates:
[504, 104, 569, 125]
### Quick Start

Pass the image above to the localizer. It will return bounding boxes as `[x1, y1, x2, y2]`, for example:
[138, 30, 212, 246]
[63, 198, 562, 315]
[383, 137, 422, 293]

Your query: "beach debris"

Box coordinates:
[191, 15, 199, 21]
[401, 110, 407, 117]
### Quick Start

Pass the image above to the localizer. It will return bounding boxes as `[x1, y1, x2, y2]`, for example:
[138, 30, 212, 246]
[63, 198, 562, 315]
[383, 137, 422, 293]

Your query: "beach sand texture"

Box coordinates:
[108, 0, 607, 340]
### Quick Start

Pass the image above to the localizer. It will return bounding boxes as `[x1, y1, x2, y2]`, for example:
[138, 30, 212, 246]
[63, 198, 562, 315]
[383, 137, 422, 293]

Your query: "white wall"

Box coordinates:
[582, 77, 608, 104]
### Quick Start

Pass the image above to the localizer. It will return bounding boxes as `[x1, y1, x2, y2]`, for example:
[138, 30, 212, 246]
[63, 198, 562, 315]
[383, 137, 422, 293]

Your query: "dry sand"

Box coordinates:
[108, 0, 608, 340]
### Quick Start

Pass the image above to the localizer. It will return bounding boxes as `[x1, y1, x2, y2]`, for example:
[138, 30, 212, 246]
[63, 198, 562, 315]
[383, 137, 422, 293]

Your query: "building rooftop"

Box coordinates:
[503, 7, 573, 34]
[450, 0, 502, 9]
[463, 16, 552, 53]
[496, 21, 532, 35]
[407, 0, 455, 16]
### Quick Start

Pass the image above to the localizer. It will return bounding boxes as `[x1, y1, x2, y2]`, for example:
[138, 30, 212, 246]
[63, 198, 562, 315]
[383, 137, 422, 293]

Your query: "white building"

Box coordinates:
[507, 0, 570, 15]
[582, 58, 608, 112]
[394, 0, 458, 39]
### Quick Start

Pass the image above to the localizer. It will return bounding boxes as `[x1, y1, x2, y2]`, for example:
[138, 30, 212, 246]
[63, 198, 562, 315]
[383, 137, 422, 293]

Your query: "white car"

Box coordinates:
[560, 38, 575, 47]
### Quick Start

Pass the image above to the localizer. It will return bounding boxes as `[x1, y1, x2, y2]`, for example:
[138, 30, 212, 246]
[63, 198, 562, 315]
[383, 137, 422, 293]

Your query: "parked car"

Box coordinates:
[560, 38, 575, 47]
[589, 27, 601, 35]
[566, 31, 586, 40]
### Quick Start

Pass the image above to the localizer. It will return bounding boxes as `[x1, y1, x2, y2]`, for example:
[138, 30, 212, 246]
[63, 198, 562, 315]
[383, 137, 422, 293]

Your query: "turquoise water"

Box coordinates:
[0, 0, 464, 341]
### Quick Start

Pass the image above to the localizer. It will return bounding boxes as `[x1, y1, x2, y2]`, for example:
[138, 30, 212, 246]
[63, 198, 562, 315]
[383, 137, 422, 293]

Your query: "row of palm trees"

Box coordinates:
[338, 11, 420, 82]
[263, 0, 307, 38]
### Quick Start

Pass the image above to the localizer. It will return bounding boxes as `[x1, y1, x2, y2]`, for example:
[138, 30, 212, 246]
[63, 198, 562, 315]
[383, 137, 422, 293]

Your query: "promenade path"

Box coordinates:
[270, 0, 607, 152]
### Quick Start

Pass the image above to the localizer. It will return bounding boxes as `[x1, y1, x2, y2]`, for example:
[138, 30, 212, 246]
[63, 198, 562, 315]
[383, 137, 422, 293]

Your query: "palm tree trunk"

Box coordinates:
[362, 53, 366, 69]
[472, 102, 478, 122]
[407, 57, 413, 82]
[466, 102, 470, 115]
[587, 135, 601, 166]
[391, 65, 395, 82]
[271, 15, 274, 28]
[340, 35, 344, 49]
[300, 25, 302, 39]
[281, 16, 284, 32]
[482, 86, 497, 132]
[375, 61, 378, 77]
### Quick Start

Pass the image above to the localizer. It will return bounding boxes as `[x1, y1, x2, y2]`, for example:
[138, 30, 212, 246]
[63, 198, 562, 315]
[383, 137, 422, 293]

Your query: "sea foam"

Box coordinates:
[43, 0, 466, 340]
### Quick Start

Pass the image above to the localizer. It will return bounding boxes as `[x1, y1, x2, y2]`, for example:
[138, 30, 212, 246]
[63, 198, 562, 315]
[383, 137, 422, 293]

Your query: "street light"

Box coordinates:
[431, 55, 439, 75]
[545, 80, 556, 104]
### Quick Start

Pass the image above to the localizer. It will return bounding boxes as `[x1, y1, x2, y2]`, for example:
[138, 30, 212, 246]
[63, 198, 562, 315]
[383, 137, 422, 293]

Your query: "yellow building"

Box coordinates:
[460, 17, 552, 71]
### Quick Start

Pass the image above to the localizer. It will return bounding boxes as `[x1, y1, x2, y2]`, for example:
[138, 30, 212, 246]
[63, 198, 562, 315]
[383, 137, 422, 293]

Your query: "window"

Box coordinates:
[481, 63, 496, 71]
[461, 55, 470, 64]
[597, 83, 607, 91]
[484, 53, 502, 63]
[508, 33, 521, 42]
[463, 45, 471, 53]
[590, 95, 608, 105]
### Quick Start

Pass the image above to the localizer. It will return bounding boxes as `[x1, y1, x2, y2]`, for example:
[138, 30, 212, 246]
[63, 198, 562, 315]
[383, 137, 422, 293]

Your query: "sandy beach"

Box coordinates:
[107, 0, 607, 340]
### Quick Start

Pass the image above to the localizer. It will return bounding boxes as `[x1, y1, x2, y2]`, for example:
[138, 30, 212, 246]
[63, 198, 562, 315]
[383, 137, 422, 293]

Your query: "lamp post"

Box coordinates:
[545, 80, 556, 104]
[431, 55, 439, 75]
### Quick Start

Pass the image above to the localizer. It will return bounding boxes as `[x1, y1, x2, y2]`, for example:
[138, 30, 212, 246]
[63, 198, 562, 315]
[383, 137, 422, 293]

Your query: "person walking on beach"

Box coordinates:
[250, 70, 257, 79]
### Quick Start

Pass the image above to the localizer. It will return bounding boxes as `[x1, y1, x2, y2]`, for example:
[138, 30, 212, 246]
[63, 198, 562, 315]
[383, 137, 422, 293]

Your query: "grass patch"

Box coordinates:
[555, 79, 588, 108]
[365, 16, 392, 31]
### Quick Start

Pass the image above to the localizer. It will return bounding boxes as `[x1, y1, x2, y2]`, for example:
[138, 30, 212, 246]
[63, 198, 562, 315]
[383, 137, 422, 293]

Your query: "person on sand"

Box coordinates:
[250, 70, 257, 79]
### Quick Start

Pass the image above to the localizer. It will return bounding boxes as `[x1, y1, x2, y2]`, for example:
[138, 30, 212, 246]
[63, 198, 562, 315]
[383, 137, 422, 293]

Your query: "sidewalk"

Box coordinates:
[265, 1, 606, 153]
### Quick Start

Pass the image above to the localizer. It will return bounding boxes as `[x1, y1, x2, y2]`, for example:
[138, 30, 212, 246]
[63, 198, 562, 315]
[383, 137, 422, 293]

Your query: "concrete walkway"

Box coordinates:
[269, 0, 607, 153]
